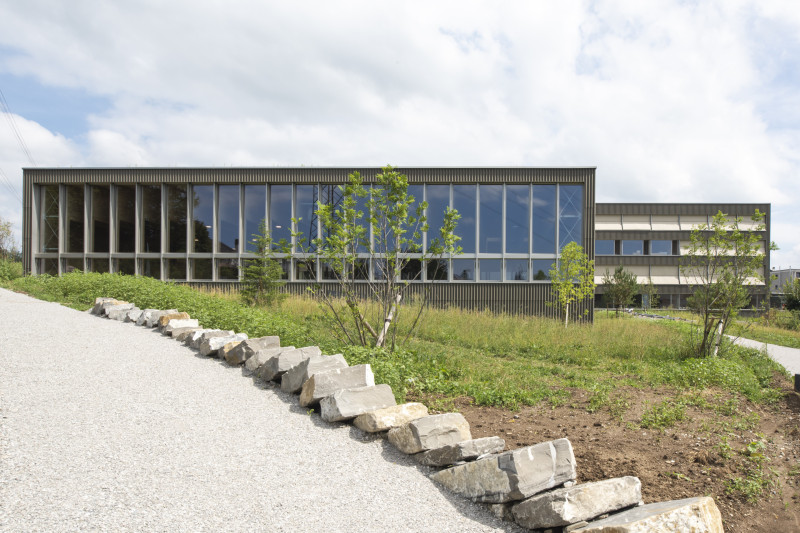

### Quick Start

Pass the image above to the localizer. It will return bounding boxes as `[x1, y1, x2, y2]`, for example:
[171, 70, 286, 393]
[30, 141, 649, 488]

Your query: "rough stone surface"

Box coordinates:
[90, 297, 123, 315]
[224, 336, 281, 365]
[158, 312, 191, 329]
[430, 438, 577, 503]
[572, 496, 723, 533]
[171, 327, 204, 340]
[280, 353, 347, 392]
[219, 340, 244, 361]
[388, 413, 472, 455]
[145, 309, 178, 328]
[106, 303, 135, 320]
[417, 436, 506, 467]
[257, 346, 324, 383]
[163, 318, 200, 334]
[320, 384, 397, 422]
[299, 364, 374, 407]
[244, 346, 295, 373]
[135, 309, 159, 326]
[198, 333, 249, 357]
[124, 308, 144, 323]
[511, 476, 642, 529]
[188, 330, 234, 350]
[353, 402, 430, 433]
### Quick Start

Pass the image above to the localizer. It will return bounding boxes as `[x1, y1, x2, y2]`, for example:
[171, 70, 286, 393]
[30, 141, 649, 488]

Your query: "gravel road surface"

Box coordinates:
[0, 288, 521, 533]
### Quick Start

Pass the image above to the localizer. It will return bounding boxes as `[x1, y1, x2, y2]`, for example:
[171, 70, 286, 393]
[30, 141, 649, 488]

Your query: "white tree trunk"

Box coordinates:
[377, 293, 402, 347]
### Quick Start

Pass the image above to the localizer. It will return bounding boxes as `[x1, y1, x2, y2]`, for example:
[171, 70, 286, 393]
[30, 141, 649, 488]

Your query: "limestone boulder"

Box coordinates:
[124, 308, 144, 323]
[90, 298, 124, 315]
[511, 476, 642, 529]
[171, 327, 204, 340]
[135, 309, 159, 326]
[188, 330, 234, 350]
[417, 436, 506, 467]
[280, 353, 348, 392]
[145, 309, 179, 328]
[163, 318, 200, 335]
[572, 496, 723, 533]
[198, 333, 249, 357]
[244, 346, 295, 374]
[224, 336, 281, 365]
[180, 328, 212, 343]
[158, 312, 191, 329]
[298, 364, 374, 407]
[106, 303, 135, 320]
[388, 413, 472, 455]
[256, 346, 323, 383]
[429, 438, 576, 503]
[353, 402, 429, 433]
[320, 384, 397, 422]
[220, 340, 244, 361]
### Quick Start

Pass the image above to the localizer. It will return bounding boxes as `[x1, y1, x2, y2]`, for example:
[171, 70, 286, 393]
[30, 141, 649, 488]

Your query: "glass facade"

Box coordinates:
[32, 181, 586, 283]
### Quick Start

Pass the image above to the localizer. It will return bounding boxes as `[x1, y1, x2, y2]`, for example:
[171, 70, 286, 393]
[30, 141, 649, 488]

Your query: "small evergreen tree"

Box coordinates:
[549, 241, 595, 327]
[602, 265, 639, 317]
[240, 220, 288, 307]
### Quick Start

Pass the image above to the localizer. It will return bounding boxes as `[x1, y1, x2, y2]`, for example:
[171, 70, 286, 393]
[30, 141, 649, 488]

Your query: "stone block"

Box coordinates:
[244, 346, 295, 373]
[198, 333, 248, 357]
[430, 438, 576, 503]
[106, 303, 135, 320]
[145, 309, 178, 328]
[135, 309, 159, 326]
[91, 298, 124, 315]
[163, 318, 200, 334]
[511, 476, 642, 529]
[417, 436, 506, 467]
[280, 353, 347, 392]
[257, 346, 324, 383]
[353, 402, 429, 433]
[158, 312, 191, 329]
[220, 340, 244, 361]
[298, 364, 374, 407]
[572, 496, 723, 533]
[124, 308, 144, 323]
[188, 330, 234, 350]
[171, 327, 204, 340]
[224, 336, 281, 365]
[388, 413, 472, 455]
[320, 384, 397, 422]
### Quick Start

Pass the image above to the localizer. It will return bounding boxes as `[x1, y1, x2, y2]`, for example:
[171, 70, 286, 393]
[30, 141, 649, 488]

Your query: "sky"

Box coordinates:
[0, 1, 798, 268]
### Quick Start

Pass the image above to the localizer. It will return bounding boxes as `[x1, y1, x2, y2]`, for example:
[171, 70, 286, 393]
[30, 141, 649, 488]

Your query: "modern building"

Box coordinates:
[594, 203, 771, 309]
[771, 268, 800, 293]
[21, 167, 596, 317]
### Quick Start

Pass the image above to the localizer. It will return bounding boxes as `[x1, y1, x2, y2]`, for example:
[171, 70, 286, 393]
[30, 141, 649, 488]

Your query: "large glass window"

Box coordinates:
[427, 258, 448, 281]
[479, 259, 501, 281]
[505, 185, 529, 253]
[192, 259, 213, 280]
[650, 240, 672, 255]
[115, 258, 135, 275]
[167, 259, 186, 280]
[270, 185, 292, 250]
[622, 240, 644, 255]
[295, 185, 317, 251]
[217, 259, 239, 280]
[406, 184, 424, 251]
[90, 258, 109, 273]
[452, 258, 475, 281]
[65, 184, 84, 253]
[141, 184, 161, 253]
[41, 185, 59, 252]
[451, 185, 476, 253]
[532, 259, 554, 281]
[166, 184, 187, 253]
[90, 185, 109, 253]
[192, 185, 213, 253]
[140, 259, 160, 279]
[425, 185, 449, 252]
[505, 259, 529, 281]
[558, 185, 583, 249]
[116, 184, 136, 253]
[532, 185, 556, 254]
[401, 259, 422, 281]
[243, 185, 266, 253]
[218, 185, 240, 253]
[595, 240, 615, 255]
[479, 185, 502, 253]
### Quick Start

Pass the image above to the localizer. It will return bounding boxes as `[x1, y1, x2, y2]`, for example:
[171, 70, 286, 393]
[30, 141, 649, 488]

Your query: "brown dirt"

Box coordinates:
[415, 382, 800, 532]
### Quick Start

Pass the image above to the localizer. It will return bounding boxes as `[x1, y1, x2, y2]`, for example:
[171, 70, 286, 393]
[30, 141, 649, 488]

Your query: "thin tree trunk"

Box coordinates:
[564, 301, 570, 328]
[377, 293, 402, 347]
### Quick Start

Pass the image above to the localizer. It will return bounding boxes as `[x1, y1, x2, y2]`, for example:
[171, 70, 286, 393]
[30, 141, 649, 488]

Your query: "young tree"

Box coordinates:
[240, 220, 288, 307]
[641, 278, 660, 310]
[0, 216, 14, 260]
[294, 165, 460, 350]
[549, 241, 595, 327]
[602, 265, 639, 317]
[784, 278, 800, 312]
[680, 210, 774, 357]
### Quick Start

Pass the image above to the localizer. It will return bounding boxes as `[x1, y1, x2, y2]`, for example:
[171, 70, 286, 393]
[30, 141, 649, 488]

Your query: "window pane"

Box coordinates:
[243, 185, 266, 253]
[505, 259, 529, 281]
[90, 185, 110, 253]
[192, 259, 213, 280]
[353, 259, 369, 280]
[401, 259, 422, 281]
[452, 258, 474, 281]
[532, 185, 556, 254]
[41, 258, 58, 275]
[295, 185, 318, 251]
[295, 259, 316, 280]
[505, 185, 529, 253]
[479, 259, 501, 281]
[427, 258, 448, 280]
[479, 185, 502, 253]
[321, 262, 338, 280]
[140, 259, 160, 279]
[452, 185, 476, 253]
[64, 257, 83, 273]
[65, 184, 84, 253]
[595, 240, 615, 255]
[425, 185, 449, 252]
[532, 259, 554, 281]
[116, 184, 136, 253]
[406, 184, 424, 251]
[270, 185, 292, 250]
[41, 185, 59, 253]
[90, 258, 109, 273]
[167, 259, 186, 280]
[192, 185, 213, 253]
[355, 185, 370, 253]
[115, 258, 135, 275]
[141, 184, 161, 253]
[650, 240, 672, 255]
[218, 258, 239, 280]
[218, 185, 239, 253]
[559, 184, 583, 249]
[166, 184, 187, 253]
[622, 240, 644, 255]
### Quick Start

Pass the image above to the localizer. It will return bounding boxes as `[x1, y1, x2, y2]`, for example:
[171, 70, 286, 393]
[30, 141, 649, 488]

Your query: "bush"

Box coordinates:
[0, 259, 23, 282]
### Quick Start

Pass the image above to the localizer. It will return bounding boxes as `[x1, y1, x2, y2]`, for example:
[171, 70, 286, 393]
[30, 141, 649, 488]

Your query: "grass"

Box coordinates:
[4, 272, 791, 409]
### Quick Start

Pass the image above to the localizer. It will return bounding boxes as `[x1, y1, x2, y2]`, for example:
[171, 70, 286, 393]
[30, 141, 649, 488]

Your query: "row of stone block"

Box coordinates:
[90, 297, 724, 532]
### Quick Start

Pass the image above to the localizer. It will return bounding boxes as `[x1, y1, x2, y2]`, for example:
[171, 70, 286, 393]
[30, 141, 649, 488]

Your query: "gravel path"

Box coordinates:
[733, 336, 800, 376]
[0, 288, 522, 533]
